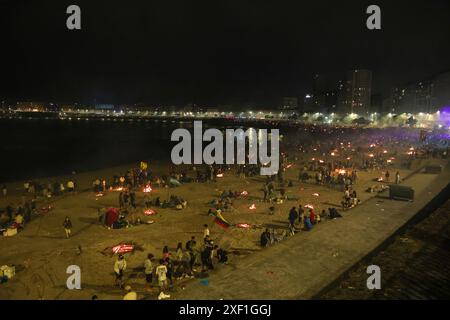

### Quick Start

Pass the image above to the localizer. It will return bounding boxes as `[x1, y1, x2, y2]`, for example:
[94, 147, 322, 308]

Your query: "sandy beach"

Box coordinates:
[0, 145, 414, 299]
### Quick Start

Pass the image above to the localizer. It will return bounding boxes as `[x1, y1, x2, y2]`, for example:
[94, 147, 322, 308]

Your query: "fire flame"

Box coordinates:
[144, 209, 156, 215]
[143, 185, 152, 193]
[112, 244, 134, 254]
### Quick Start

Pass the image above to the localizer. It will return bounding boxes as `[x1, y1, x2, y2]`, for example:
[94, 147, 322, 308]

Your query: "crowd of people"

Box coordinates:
[0, 178, 78, 236]
[112, 223, 228, 300]
[1, 124, 448, 300]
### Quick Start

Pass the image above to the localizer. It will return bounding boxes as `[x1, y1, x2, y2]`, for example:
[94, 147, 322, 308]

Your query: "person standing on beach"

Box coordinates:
[67, 180, 75, 193]
[130, 191, 136, 209]
[24, 181, 30, 194]
[114, 254, 127, 287]
[144, 253, 154, 285]
[203, 224, 210, 239]
[63, 216, 72, 238]
[288, 207, 298, 234]
[155, 259, 169, 299]
[395, 171, 401, 184]
[119, 192, 124, 208]
[298, 204, 304, 224]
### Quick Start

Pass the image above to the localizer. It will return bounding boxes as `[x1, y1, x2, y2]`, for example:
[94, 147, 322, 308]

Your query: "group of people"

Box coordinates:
[112, 224, 228, 300]
[22, 179, 76, 197]
[259, 204, 343, 247]
[341, 187, 361, 210]
[0, 199, 38, 236]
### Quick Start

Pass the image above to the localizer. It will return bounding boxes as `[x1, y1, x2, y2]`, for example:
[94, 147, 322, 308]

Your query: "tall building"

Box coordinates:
[340, 69, 372, 115]
[336, 80, 346, 113]
[391, 70, 450, 114]
[310, 74, 338, 113]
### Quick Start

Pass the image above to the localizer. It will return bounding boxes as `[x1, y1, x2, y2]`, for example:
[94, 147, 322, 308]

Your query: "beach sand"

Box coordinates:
[0, 154, 412, 299]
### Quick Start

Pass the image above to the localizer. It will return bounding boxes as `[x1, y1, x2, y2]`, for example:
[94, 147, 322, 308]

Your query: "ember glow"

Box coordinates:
[249, 204, 256, 210]
[143, 185, 152, 193]
[240, 190, 249, 196]
[216, 173, 224, 178]
[144, 209, 157, 215]
[112, 244, 134, 254]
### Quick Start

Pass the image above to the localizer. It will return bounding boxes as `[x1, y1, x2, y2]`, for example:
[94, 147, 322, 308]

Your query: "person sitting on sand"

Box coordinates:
[328, 207, 342, 219]
[14, 213, 24, 229]
[214, 245, 228, 264]
[123, 285, 137, 300]
[304, 216, 313, 231]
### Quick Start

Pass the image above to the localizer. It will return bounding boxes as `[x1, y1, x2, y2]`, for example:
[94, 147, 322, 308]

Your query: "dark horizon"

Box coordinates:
[1, 0, 449, 107]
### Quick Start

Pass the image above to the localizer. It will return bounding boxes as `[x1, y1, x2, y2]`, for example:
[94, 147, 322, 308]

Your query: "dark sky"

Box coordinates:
[1, 0, 449, 107]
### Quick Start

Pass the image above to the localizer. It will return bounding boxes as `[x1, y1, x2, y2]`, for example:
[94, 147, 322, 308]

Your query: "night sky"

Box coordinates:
[1, 0, 449, 107]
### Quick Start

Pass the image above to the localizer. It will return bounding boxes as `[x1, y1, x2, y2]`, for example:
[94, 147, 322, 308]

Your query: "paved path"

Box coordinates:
[176, 161, 450, 299]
